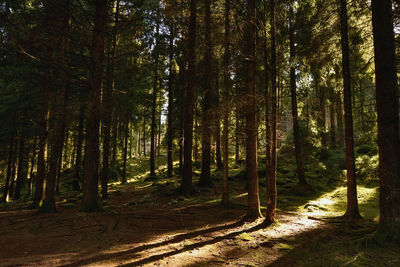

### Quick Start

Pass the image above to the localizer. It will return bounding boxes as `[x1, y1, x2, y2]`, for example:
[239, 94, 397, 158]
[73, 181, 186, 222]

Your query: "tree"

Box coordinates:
[221, 0, 230, 206]
[266, 0, 277, 224]
[371, 0, 400, 238]
[289, 1, 307, 186]
[150, 4, 160, 179]
[167, 20, 175, 179]
[245, 0, 261, 219]
[339, 0, 360, 220]
[181, 0, 197, 196]
[101, 0, 120, 199]
[199, 0, 213, 187]
[82, 0, 107, 212]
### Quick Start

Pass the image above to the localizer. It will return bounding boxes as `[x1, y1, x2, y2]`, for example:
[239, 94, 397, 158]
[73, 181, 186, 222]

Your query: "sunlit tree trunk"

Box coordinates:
[245, 0, 261, 219]
[214, 62, 223, 170]
[339, 0, 360, 219]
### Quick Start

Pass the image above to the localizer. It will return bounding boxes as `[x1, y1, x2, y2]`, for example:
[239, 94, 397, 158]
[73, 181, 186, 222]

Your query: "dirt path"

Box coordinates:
[0, 180, 331, 267]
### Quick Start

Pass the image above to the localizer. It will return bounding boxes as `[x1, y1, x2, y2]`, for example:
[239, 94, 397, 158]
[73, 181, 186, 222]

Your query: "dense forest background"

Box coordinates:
[0, 0, 399, 266]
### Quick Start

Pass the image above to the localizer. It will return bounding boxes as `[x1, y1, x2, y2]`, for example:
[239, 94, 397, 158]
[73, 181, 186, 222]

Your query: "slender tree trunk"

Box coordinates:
[235, 108, 240, 163]
[329, 86, 336, 147]
[150, 8, 160, 178]
[83, 0, 107, 212]
[336, 90, 344, 146]
[142, 119, 146, 156]
[266, 0, 278, 224]
[2, 136, 15, 203]
[73, 105, 84, 191]
[214, 61, 223, 170]
[340, 0, 360, 219]
[9, 139, 18, 199]
[372, 0, 400, 234]
[264, 0, 272, 203]
[289, 2, 307, 186]
[28, 136, 37, 196]
[167, 22, 175, 178]
[122, 119, 129, 184]
[199, 0, 213, 187]
[221, 0, 230, 206]
[15, 121, 27, 200]
[137, 128, 141, 156]
[245, 0, 261, 219]
[181, 0, 197, 196]
[101, 0, 119, 199]
[34, 0, 53, 208]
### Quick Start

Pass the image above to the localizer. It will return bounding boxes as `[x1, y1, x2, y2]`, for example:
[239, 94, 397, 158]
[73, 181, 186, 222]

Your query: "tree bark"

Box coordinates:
[339, 0, 360, 219]
[40, 0, 71, 212]
[289, 2, 307, 186]
[245, 0, 261, 219]
[101, 0, 119, 199]
[266, 0, 278, 224]
[372, 0, 400, 233]
[199, 0, 213, 187]
[73, 104, 84, 191]
[2, 135, 15, 203]
[33, 0, 53, 208]
[122, 119, 129, 184]
[214, 61, 223, 170]
[221, 0, 230, 206]
[150, 6, 160, 178]
[167, 21, 175, 178]
[82, 0, 107, 212]
[181, 0, 197, 196]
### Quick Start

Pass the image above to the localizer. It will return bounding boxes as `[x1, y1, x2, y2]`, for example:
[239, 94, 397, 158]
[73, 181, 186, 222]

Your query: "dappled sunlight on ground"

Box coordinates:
[296, 185, 379, 220]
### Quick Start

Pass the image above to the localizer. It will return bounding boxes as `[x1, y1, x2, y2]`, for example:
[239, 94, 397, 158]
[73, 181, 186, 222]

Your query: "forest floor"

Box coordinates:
[1, 156, 400, 266]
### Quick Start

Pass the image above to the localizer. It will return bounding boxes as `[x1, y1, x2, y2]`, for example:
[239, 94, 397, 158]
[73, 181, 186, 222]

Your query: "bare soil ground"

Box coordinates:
[0, 177, 398, 267]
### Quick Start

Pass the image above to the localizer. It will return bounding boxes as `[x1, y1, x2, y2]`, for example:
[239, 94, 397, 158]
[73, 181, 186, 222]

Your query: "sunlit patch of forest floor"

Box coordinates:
[1, 156, 400, 266]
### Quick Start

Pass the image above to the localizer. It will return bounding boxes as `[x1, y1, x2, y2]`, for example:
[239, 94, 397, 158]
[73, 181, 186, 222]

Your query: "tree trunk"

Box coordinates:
[221, 0, 230, 206]
[150, 7, 160, 178]
[264, 0, 272, 204]
[181, 0, 197, 196]
[2, 135, 15, 203]
[34, 0, 53, 208]
[214, 61, 223, 170]
[245, 0, 261, 219]
[199, 0, 213, 187]
[266, 0, 278, 224]
[73, 104, 84, 191]
[336, 90, 344, 146]
[101, 0, 119, 199]
[82, 0, 107, 212]
[15, 120, 27, 200]
[340, 0, 360, 219]
[142, 119, 146, 156]
[372, 0, 400, 234]
[122, 119, 129, 184]
[40, 0, 71, 212]
[289, 2, 307, 186]
[329, 86, 336, 147]
[28, 136, 37, 196]
[167, 21, 175, 178]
